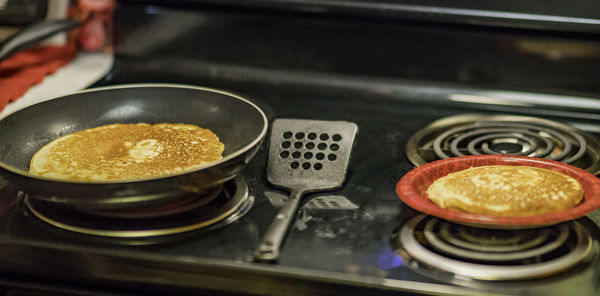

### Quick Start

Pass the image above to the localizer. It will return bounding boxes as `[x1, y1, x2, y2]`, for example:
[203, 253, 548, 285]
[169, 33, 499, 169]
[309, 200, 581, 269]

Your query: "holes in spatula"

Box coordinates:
[320, 133, 329, 141]
[332, 134, 342, 141]
[328, 153, 337, 161]
[330, 144, 339, 151]
[308, 133, 317, 140]
[279, 151, 289, 158]
[316, 152, 325, 160]
[293, 142, 303, 149]
[314, 163, 323, 170]
[318, 143, 327, 150]
[295, 132, 305, 139]
[290, 161, 299, 169]
[302, 162, 311, 169]
[281, 141, 291, 148]
[292, 151, 301, 159]
[283, 131, 293, 139]
[305, 142, 315, 150]
[303, 152, 313, 159]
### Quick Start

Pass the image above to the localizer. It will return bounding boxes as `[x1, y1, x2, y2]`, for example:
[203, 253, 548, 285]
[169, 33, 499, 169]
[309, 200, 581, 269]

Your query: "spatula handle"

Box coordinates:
[254, 190, 303, 262]
[0, 19, 80, 63]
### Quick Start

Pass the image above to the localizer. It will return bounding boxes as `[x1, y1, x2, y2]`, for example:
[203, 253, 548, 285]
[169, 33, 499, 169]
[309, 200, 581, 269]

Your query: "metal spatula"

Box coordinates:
[253, 119, 358, 262]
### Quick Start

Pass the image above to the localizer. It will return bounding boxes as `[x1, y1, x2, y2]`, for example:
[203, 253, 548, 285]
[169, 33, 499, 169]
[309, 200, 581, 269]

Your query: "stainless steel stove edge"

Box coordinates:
[0, 237, 504, 296]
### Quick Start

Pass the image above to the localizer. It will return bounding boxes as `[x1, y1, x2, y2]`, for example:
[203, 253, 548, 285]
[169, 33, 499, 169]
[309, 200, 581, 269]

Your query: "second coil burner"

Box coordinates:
[394, 215, 597, 281]
[24, 177, 253, 238]
[405, 114, 600, 174]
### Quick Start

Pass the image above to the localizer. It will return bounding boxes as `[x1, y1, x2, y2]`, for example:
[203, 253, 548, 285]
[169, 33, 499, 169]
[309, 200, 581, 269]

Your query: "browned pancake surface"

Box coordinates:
[30, 123, 224, 181]
[426, 165, 583, 216]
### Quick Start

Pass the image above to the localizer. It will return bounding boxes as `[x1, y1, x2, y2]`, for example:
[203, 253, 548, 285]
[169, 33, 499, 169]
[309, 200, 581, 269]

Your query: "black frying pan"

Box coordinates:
[0, 84, 268, 210]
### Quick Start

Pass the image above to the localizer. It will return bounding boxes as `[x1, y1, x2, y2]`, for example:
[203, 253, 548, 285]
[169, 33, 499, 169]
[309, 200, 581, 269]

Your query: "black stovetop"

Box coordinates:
[1, 2, 600, 296]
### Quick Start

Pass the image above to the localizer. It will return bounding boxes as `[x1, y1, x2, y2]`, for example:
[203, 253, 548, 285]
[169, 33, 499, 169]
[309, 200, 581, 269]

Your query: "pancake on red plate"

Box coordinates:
[426, 165, 583, 217]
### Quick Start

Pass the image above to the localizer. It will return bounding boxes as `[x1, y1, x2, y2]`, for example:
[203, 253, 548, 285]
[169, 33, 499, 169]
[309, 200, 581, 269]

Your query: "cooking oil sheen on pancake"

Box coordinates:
[29, 123, 224, 181]
[426, 165, 583, 216]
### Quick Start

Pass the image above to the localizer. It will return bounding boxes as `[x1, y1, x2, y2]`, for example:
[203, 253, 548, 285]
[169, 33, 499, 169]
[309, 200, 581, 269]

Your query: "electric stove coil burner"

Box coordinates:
[432, 122, 585, 163]
[395, 215, 596, 281]
[426, 218, 568, 262]
[406, 115, 600, 174]
[24, 177, 253, 238]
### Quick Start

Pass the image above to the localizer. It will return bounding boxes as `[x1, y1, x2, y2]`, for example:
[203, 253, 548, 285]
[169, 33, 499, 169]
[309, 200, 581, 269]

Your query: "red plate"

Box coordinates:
[396, 155, 600, 229]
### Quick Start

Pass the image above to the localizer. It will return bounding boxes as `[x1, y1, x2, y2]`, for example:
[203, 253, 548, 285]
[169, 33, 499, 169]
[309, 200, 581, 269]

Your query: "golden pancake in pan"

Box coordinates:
[29, 123, 224, 182]
[426, 165, 584, 217]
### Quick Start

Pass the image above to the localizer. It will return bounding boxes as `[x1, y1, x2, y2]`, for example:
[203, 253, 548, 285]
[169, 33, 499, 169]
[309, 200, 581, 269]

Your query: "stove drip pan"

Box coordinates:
[24, 177, 253, 238]
[394, 215, 596, 281]
[405, 114, 600, 174]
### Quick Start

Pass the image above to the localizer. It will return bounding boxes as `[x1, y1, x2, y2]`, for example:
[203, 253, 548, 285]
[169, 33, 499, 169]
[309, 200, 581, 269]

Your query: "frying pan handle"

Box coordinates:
[253, 190, 303, 262]
[0, 19, 80, 63]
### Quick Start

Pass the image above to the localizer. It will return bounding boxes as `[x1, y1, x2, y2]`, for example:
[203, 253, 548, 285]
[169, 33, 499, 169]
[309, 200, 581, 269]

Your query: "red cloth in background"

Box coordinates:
[0, 43, 77, 112]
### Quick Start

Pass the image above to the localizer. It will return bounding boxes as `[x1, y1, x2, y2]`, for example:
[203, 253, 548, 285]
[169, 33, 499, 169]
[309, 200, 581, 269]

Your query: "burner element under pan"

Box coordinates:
[24, 178, 253, 238]
[405, 114, 600, 174]
[394, 215, 597, 281]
